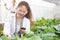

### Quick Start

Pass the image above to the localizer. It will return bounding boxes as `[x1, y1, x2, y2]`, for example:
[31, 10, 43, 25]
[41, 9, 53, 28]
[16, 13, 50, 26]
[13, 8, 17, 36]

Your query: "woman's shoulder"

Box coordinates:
[7, 13, 15, 17]
[23, 17, 30, 22]
[7, 13, 16, 18]
[23, 17, 30, 25]
[5, 13, 15, 21]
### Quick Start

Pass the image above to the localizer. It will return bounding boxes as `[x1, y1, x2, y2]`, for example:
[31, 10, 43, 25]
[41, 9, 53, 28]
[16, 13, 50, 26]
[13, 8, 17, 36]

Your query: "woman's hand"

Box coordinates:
[20, 29, 25, 34]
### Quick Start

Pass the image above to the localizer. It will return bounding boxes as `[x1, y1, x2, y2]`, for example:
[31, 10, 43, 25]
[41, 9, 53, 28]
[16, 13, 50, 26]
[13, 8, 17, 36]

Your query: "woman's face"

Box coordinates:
[16, 5, 28, 18]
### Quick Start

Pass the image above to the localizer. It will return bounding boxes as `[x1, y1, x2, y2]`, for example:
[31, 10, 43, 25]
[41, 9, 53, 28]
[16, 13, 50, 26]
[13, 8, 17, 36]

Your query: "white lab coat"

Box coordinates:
[3, 13, 30, 37]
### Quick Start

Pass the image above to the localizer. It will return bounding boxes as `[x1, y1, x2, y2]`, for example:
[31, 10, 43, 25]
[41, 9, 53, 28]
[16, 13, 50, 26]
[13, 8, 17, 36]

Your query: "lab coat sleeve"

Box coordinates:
[3, 14, 11, 36]
[23, 18, 30, 33]
[26, 20, 30, 33]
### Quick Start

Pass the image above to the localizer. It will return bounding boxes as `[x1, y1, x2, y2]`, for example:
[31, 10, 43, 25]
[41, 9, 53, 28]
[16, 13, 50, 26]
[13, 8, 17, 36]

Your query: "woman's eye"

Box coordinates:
[18, 9, 27, 13]
[23, 11, 26, 13]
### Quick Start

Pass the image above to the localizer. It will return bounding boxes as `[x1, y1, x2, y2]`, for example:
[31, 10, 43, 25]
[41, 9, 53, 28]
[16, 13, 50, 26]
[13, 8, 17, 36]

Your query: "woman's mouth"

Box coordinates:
[18, 13, 24, 17]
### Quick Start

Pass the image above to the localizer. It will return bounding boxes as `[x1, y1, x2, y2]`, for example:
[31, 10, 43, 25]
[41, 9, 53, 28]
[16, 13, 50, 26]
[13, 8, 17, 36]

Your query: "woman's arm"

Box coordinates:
[3, 14, 12, 37]
[23, 18, 30, 33]
[25, 20, 30, 33]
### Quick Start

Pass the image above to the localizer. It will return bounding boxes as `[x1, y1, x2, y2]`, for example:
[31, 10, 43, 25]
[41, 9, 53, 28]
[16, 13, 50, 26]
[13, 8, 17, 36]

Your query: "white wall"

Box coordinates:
[30, 4, 55, 20]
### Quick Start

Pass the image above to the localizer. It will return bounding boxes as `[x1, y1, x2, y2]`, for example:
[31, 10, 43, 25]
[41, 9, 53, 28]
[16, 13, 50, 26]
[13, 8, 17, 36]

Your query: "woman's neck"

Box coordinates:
[16, 17, 23, 25]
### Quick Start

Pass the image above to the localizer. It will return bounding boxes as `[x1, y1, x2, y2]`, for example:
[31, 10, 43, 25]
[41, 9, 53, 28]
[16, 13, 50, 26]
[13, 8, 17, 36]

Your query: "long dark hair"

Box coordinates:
[17, 1, 33, 25]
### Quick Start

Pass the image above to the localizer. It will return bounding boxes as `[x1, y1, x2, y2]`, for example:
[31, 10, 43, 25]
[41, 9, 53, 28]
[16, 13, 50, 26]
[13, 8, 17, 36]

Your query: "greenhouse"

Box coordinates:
[0, 0, 60, 40]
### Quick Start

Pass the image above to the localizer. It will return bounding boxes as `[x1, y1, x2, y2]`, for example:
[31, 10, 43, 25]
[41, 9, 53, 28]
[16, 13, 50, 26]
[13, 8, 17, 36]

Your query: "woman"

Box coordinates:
[3, 1, 33, 38]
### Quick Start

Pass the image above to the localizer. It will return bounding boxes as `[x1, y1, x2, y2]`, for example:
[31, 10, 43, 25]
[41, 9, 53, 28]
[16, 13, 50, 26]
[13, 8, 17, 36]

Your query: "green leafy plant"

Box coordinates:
[0, 17, 60, 40]
[1, 35, 8, 40]
[34, 17, 60, 27]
